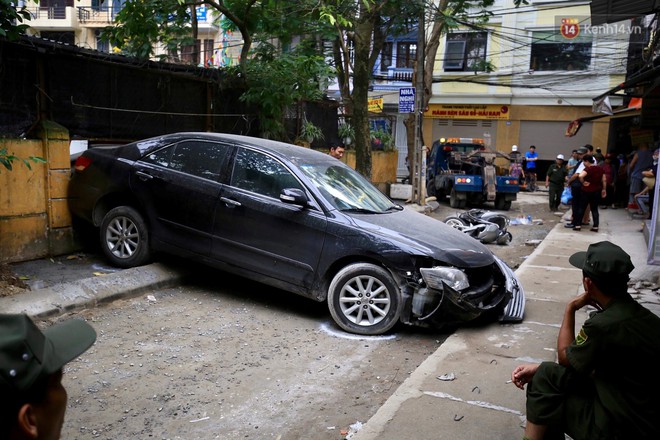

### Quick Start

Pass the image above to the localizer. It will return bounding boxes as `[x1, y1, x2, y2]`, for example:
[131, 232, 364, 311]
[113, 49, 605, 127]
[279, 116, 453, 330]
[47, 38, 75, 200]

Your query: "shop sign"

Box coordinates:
[425, 104, 510, 120]
[368, 97, 383, 113]
[398, 87, 415, 113]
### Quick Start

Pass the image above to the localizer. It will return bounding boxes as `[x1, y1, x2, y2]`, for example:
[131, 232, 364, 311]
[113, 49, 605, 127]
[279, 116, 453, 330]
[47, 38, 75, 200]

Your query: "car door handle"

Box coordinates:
[220, 197, 242, 207]
[135, 171, 154, 181]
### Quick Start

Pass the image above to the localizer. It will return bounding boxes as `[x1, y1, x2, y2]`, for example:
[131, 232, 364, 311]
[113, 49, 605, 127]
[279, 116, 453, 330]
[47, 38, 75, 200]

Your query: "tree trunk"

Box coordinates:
[405, 3, 448, 181]
[352, 6, 374, 178]
[190, 5, 199, 65]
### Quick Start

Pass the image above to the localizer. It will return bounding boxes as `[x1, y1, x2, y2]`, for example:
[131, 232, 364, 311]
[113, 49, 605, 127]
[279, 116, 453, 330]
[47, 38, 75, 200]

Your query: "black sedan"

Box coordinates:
[69, 133, 524, 335]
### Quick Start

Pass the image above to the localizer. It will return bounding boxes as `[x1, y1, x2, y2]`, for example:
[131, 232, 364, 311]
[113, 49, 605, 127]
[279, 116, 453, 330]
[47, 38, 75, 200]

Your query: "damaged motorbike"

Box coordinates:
[443, 209, 512, 245]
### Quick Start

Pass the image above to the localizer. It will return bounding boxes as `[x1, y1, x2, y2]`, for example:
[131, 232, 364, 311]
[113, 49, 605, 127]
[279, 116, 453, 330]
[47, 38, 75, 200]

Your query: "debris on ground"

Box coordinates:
[344, 421, 364, 439]
[437, 373, 456, 381]
[511, 215, 544, 225]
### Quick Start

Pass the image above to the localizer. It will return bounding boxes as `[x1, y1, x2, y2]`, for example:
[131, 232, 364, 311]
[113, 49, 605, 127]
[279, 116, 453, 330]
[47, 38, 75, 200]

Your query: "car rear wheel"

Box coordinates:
[100, 206, 151, 268]
[328, 263, 401, 335]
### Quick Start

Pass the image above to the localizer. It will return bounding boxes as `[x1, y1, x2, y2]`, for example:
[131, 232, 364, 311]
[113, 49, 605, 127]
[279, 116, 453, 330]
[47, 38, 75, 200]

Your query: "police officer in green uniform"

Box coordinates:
[545, 154, 568, 211]
[511, 241, 660, 440]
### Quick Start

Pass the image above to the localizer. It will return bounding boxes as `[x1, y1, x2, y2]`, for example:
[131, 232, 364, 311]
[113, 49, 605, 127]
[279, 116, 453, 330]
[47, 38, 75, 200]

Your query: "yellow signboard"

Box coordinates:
[368, 98, 383, 113]
[425, 104, 510, 120]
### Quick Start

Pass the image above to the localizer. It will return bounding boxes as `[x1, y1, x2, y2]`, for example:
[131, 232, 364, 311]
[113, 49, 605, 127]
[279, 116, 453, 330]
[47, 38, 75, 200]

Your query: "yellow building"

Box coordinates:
[22, 1, 240, 66]
[422, 0, 631, 160]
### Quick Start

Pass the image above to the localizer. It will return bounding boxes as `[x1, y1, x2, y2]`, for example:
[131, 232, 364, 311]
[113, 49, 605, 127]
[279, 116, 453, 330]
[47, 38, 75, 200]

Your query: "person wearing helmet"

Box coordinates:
[510, 145, 522, 164]
[546, 154, 568, 211]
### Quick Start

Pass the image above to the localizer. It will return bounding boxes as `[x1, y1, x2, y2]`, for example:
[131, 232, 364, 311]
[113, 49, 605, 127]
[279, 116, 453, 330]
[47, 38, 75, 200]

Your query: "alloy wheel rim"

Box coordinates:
[339, 275, 391, 327]
[105, 216, 139, 259]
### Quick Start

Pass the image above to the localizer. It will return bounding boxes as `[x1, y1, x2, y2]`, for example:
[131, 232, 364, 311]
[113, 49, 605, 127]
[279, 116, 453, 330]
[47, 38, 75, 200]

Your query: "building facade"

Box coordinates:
[425, 0, 630, 160]
[22, 1, 240, 66]
[371, 0, 634, 179]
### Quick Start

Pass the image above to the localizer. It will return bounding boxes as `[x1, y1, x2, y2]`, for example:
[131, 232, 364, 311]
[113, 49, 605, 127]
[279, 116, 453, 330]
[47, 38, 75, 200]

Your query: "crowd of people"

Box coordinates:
[509, 143, 659, 229]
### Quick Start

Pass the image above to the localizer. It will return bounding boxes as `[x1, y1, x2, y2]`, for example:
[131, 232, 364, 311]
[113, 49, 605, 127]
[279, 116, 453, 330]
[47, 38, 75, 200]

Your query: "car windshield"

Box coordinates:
[299, 163, 397, 212]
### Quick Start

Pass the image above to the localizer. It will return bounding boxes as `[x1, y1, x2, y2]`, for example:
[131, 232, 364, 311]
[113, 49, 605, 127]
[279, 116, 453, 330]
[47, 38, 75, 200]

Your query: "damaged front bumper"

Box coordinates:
[402, 256, 525, 328]
[494, 257, 525, 322]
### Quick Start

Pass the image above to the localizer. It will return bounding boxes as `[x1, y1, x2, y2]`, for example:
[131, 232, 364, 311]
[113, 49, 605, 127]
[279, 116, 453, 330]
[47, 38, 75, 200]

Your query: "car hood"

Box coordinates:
[347, 207, 495, 267]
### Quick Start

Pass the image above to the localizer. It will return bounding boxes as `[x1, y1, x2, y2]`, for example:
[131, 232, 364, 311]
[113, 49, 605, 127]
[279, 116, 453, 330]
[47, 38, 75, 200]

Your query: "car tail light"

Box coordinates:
[74, 155, 93, 172]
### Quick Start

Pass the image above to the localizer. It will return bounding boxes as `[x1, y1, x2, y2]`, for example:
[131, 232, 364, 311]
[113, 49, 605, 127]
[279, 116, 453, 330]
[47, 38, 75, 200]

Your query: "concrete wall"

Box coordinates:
[0, 121, 76, 263]
[344, 150, 399, 193]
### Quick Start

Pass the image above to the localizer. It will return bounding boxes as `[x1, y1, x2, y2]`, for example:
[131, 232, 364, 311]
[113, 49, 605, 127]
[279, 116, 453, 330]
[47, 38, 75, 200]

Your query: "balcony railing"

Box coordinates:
[386, 67, 413, 82]
[77, 7, 121, 24]
[26, 6, 67, 20]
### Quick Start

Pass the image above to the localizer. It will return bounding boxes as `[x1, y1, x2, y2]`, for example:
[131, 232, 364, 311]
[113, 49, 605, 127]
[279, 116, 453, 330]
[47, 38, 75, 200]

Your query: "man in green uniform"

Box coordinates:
[1, 314, 97, 439]
[545, 154, 568, 211]
[511, 241, 660, 440]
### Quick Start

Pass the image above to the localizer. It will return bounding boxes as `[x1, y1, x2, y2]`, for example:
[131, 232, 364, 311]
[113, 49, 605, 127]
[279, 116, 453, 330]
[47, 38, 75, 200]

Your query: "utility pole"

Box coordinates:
[411, 8, 426, 205]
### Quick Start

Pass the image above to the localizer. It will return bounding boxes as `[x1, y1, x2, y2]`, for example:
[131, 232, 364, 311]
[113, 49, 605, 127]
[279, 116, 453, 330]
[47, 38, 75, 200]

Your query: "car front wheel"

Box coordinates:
[328, 263, 401, 335]
[100, 206, 151, 268]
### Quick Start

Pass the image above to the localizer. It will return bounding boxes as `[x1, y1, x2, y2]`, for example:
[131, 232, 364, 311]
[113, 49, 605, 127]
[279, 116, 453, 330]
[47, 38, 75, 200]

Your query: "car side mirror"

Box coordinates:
[280, 188, 308, 207]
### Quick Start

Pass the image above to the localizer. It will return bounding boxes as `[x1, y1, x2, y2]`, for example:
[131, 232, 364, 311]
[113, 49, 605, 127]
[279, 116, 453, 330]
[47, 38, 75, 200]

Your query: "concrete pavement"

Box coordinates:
[353, 205, 660, 439]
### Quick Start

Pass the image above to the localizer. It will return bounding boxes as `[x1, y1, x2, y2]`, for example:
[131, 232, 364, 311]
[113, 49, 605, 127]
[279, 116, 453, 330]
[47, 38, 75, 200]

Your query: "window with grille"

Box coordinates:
[529, 31, 592, 71]
[443, 32, 488, 72]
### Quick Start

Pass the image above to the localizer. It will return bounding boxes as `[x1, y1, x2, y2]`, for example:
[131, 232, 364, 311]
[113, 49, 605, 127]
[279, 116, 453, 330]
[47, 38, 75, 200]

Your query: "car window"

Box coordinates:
[298, 162, 396, 212]
[231, 148, 303, 198]
[142, 141, 227, 181]
[143, 145, 173, 167]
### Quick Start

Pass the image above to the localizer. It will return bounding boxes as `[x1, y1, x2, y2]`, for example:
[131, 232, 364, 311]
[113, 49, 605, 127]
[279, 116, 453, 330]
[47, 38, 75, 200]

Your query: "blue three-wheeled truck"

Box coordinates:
[426, 138, 520, 211]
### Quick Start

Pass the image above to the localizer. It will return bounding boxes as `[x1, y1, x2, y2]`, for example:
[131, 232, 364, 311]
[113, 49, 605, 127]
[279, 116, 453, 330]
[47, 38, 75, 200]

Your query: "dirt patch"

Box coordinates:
[0, 252, 117, 297]
[0, 263, 29, 297]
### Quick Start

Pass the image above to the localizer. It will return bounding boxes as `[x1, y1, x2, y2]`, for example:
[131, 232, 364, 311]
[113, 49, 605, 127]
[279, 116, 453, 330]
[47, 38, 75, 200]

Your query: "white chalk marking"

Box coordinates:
[424, 391, 523, 416]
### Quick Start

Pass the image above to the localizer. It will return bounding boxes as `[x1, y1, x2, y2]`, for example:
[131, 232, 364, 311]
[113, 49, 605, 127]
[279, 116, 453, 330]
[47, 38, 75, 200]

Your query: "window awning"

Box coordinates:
[565, 99, 643, 137]
[565, 64, 660, 137]
[590, 0, 660, 25]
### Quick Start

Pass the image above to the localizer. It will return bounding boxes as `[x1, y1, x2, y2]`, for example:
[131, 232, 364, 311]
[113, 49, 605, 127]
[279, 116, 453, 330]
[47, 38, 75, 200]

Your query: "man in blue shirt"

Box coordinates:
[525, 145, 539, 191]
[524, 145, 539, 191]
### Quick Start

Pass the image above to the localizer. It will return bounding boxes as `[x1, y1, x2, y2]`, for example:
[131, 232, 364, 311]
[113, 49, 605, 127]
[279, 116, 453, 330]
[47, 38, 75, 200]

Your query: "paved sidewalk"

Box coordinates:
[353, 206, 660, 440]
[0, 262, 186, 318]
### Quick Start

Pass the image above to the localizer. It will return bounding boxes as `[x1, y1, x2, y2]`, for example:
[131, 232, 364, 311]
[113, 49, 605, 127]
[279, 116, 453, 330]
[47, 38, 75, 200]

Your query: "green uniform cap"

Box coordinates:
[0, 314, 96, 393]
[569, 241, 634, 281]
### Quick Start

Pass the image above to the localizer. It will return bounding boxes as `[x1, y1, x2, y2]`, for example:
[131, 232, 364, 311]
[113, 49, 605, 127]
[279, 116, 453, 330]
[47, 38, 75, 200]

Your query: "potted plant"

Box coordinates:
[300, 119, 325, 144]
[370, 129, 393, 151]
[338, 123, 355, 146]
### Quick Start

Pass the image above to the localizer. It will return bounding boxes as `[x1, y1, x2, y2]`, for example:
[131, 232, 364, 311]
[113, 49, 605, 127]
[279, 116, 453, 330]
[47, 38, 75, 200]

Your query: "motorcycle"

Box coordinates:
[443, 209, 512, 245]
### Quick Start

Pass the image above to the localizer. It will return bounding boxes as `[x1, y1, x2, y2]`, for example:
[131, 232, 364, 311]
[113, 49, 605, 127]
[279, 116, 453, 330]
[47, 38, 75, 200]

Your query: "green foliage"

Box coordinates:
[338, 123, 355, 140]
[470, 59, 495, 73]
[300, 119, 325, 143]
[102, 0, 194, 60]
[370, 129, 393, 151]
[0, 0, 31, 40]
[0, 147, 46, 173]
[235, 43, 335, 140]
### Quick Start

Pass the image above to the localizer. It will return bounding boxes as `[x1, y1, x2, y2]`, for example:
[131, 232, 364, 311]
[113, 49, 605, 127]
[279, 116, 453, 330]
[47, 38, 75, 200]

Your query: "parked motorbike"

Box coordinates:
[443, 209, 512, 245]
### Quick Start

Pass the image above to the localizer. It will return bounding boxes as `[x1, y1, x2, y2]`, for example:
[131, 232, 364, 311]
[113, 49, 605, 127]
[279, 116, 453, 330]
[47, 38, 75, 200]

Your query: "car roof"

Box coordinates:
[131, 132, 334, 166]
